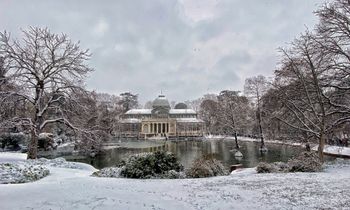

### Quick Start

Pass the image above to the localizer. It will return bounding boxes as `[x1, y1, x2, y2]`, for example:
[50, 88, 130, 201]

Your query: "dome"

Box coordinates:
[174, 102, 188, 109]
[152, 95, 170, 109]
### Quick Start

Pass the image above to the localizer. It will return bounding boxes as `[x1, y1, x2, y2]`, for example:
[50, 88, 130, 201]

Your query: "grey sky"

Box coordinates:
[0, 0, 324, 103]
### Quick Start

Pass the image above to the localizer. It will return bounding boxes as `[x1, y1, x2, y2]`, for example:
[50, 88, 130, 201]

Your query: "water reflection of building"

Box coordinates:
[120, 95, 204, 139]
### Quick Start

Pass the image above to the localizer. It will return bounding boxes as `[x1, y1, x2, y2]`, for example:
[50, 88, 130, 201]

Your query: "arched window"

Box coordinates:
[143, 124, 149, 133]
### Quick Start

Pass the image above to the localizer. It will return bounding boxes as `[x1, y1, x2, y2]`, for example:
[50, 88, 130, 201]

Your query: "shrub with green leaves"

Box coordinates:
[119, 151, 183, 179]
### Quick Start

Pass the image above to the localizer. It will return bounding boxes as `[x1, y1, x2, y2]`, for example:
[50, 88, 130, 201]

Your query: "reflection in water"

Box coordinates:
[67, 140, 302, 169]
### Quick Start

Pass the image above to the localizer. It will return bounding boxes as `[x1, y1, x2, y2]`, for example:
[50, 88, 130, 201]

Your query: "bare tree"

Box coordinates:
[315, 0, 350, 126]
[0, 27, 93, 159]
[199, 99, 220, 135]
[118, 92, 138, 112]
[275, 31, 335, 161]
[244, 75, 269, 151]
[0, 56, 5, 88]
[217, 90, 250, 150]
[270, 0, 350, 161]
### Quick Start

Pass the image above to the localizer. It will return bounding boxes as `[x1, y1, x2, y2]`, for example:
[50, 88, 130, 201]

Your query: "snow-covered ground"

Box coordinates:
[205, 135, 304, 147]
[312, 145, 350, 158]
[1, 152, 350, 210]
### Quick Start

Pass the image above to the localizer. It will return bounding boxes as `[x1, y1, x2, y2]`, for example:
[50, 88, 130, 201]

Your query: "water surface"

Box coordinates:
[66, 139, 303, 169]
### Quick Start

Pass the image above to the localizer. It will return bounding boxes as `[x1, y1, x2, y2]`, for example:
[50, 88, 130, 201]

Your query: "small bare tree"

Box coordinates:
[217, 90, 250, 150]
[0, 27, 93, 159]
[244, 75, 269, 152]
[199, 99, 220, 135]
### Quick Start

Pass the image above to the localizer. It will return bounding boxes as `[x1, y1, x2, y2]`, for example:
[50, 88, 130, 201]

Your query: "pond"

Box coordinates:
[66, 138, 303, 169]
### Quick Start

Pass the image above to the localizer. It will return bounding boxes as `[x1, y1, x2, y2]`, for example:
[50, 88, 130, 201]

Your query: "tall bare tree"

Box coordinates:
[271, 0, 350, 161]
[275, 31, 335, 161]
[244, 75, 269, 151]
[315, 0, 350, 126]
[0, 27, 93, 159]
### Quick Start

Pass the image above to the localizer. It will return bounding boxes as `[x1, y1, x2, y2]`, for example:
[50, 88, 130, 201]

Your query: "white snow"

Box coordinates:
[169, 109, 196, 114]
[312, 145, 350, 158]
[120, 118, 142, 123]
[1, 152, 350, 209]
[56, 142, 75, 153]
[175, 118, 204, 123]
[0, 152, 27, 163]
[124, 109, 197, 115]
[205, 135, 304, 147]
[204, 134, 227, 139]
[38, 132, 54, 138]
[125, 109, 152, 115]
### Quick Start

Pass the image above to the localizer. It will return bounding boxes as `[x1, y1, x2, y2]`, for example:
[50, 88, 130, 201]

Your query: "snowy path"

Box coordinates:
[312, 145, 350, 158]
[1, 153, 350, 210]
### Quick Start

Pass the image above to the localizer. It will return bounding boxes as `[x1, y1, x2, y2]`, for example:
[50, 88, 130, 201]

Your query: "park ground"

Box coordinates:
[0, 152, 350, 210]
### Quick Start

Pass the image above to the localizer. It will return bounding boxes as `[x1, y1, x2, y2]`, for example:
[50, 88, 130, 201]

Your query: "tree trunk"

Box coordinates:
[318, 133, 325, 162]
[27, 128, 38, 159]
[234, 131, 239, 149]
[257, 106, 265, 150]
[27, 83, 44, 159]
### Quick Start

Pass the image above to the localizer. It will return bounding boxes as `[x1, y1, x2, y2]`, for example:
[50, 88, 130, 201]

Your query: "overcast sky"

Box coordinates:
[0, 0, 325, 103]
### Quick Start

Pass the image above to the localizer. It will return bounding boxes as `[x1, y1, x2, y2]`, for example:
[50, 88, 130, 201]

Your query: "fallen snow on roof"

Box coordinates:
[120, 118, 141, 123]
[125, 109, 152, 115]
[176, 118, 203, 123]
[169, 109, 196, 114]
[124, 109, 196, 115]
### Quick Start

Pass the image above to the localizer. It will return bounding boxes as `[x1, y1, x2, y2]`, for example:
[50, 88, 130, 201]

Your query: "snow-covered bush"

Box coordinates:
[38, 133, 57, 151]
[119, 151, 183, 179]
[185, 157, 229, 178]
[288, 151, 323, 172]
[256, 162, 289, 173]
[28, 157, 86, 169]
[256, 152, 322, 173]
[154, 170, 186, 179]
[92, 167, 123, 178]
[0, 163, 49, 184]
[256, 162, 276, 173]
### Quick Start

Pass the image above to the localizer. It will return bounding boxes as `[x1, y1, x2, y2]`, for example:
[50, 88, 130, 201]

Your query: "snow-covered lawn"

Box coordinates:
[1, 152, 350, 210]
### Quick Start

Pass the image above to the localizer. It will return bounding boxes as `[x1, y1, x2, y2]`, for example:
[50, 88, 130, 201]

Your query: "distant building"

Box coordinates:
[119, 95, 204, 139]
